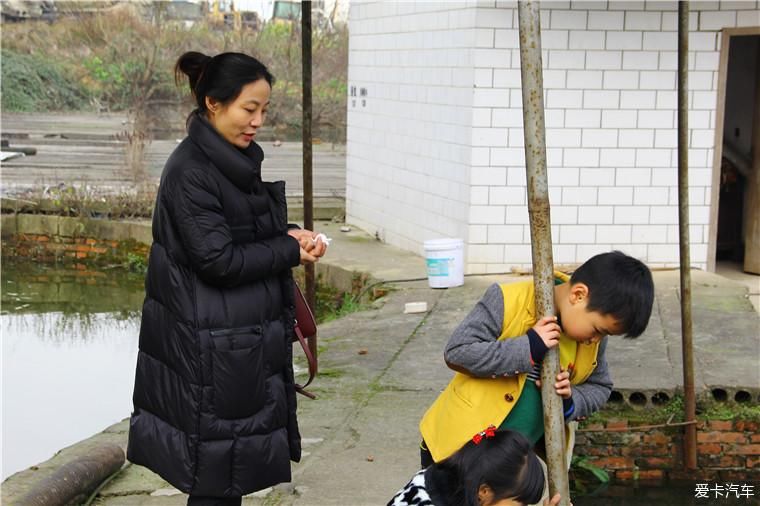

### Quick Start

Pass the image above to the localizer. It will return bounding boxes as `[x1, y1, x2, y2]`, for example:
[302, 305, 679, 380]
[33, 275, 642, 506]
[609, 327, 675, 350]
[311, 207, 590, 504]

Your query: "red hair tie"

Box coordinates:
[472, 425, 497, 444]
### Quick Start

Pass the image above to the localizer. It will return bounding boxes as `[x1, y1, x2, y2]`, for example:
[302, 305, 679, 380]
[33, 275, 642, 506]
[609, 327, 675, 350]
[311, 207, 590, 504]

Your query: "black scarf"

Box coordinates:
[187, 110, 265, 193]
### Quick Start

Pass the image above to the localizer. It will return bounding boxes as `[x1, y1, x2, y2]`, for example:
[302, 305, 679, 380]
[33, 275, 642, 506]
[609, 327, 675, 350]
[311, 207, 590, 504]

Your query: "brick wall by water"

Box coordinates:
[1, 214, 151, 264]
[346, 1, 760, 272]
[576, 418, 760, 482]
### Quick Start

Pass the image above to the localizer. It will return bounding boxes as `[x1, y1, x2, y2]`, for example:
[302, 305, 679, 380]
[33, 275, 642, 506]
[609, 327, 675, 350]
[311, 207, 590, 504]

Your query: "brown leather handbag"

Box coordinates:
[293, 283, 318, 399]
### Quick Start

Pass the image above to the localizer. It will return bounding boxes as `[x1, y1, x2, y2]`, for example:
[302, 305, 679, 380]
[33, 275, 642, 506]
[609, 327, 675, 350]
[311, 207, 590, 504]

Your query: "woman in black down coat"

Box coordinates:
[127, 51, 327, 506]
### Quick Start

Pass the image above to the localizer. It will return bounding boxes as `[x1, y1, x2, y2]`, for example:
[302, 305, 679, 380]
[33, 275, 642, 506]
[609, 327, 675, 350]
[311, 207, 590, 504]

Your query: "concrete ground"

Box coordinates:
[3, 220, 757, 505]
[716, 260, 760, 313]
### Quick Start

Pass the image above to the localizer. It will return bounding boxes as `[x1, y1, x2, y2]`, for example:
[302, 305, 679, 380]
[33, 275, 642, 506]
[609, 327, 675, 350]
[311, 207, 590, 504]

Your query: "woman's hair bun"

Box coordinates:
[175, 51, 212, 92]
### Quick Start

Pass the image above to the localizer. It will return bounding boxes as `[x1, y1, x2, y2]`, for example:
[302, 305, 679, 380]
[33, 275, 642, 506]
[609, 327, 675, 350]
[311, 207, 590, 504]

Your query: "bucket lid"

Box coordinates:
[424, 238, 464, 250]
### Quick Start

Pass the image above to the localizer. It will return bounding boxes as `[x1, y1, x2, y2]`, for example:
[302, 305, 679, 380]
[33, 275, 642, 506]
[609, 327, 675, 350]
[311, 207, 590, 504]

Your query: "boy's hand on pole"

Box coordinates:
[553, 370, 572, 399]
[544, 493, 571, 506]
[534, 369, 572, 399]
[532, 315, 561, 349]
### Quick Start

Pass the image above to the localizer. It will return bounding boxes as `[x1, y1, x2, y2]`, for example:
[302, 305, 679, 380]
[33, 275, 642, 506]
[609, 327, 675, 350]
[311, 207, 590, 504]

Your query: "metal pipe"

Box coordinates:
[301, 1, 316, 312]
[678, 0, 697, 471]
[517, 2, 570, 503]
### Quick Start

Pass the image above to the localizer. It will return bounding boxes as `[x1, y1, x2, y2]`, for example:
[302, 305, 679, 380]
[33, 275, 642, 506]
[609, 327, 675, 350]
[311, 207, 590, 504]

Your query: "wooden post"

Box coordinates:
[301, 1, 316, 313]
[517, 2, 570, 504]
[678, 0, 697, 470]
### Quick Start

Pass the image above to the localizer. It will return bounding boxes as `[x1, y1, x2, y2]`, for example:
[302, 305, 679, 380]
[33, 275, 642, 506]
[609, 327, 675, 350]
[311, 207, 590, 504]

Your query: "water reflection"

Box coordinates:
[1, 261, 144, 480]
[573, 481, 702, 505]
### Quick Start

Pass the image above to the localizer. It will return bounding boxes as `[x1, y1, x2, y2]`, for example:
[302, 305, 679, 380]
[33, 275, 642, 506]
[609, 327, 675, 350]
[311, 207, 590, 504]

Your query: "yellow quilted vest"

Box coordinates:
[419, 272, 600, 462]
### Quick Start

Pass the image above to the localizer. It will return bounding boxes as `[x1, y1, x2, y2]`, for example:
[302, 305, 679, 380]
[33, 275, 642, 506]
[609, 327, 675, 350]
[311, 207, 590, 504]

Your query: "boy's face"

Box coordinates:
[560, 283, 623, 344]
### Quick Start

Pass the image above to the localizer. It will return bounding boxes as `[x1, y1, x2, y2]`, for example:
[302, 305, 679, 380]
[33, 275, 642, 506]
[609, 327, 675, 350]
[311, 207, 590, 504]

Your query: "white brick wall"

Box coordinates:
[346, 1, 478, 253]
[347, 0, 759, 271]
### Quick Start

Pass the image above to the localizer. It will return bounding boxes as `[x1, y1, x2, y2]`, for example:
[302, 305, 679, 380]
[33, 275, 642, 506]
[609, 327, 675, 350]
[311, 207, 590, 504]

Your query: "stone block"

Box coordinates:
[1, 214, 17, 238]
[127, 222, 153, 246]
[725, 444, 760, 456]
[315, 263, 371, 296]
[17, 214, 59, 236]
[708, 419, 734, 431]
[84, 219, 131, 242]
[58, 217, 88, 238]
[735, 421, 759, 432]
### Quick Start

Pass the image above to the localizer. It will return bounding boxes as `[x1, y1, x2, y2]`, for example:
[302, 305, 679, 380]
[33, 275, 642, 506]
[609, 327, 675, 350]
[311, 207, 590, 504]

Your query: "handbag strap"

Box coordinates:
[294, 322, 317, 399]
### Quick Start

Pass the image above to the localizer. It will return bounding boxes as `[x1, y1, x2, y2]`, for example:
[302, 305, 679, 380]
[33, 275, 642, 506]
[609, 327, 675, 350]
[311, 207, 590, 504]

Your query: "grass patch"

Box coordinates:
[291, 269, 371, 324]
[582, 394, 760, 426]
[319, 293, 366, 324]
[3, 185, 156, 219]
[315, 368, 345, 379]
[699, 400, 760, 421]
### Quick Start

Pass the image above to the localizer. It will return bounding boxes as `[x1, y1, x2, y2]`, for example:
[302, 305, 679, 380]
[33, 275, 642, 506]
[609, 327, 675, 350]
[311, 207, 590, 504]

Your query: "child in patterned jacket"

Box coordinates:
[388, 428, 562, 506]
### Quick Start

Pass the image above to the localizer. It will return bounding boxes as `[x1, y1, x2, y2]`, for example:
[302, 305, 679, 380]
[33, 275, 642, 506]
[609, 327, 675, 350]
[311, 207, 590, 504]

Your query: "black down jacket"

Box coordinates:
[127, 112, 303, 497]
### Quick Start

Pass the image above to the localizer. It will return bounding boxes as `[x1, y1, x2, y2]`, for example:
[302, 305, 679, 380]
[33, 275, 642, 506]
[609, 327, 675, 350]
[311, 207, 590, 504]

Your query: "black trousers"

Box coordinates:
[187, 496, 242, 506]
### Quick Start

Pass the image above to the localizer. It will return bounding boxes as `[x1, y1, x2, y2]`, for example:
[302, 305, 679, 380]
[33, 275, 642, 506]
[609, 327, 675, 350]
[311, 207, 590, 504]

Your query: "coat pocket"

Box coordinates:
[210, 326, 266, 419]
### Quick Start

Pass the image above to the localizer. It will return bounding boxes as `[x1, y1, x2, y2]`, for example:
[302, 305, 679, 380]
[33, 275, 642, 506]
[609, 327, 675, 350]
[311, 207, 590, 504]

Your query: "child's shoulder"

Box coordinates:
[488, 279, 535, 297]
[488, 279, 538, 321]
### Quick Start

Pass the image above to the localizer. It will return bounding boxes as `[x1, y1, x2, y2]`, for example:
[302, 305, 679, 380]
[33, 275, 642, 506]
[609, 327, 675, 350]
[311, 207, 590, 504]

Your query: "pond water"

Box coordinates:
[571, 480, 724, 505]
[1, 261, 144, 480]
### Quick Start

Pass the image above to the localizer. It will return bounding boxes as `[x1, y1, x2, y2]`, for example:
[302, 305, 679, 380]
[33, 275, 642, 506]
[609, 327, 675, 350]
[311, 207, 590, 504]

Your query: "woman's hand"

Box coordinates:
[532, 315, 561, 349]
[288, 229, 315, 251]
[288, 229, 327, 264]
[298, 246, 318, 265]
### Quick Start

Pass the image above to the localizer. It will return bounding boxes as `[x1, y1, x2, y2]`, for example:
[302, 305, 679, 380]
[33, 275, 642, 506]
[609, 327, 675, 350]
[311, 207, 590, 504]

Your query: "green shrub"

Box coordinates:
[1, 49, 90, 112]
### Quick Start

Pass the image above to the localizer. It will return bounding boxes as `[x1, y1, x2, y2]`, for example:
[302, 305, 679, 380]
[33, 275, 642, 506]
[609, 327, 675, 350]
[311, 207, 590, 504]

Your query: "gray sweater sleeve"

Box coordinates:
[568, 336, 613, 420]
[444, 283, 534, 378]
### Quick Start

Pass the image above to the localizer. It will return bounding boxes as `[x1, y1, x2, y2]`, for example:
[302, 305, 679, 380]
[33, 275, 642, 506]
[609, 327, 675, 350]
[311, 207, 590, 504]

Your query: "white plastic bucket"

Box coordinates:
[424, 238, 464, 288]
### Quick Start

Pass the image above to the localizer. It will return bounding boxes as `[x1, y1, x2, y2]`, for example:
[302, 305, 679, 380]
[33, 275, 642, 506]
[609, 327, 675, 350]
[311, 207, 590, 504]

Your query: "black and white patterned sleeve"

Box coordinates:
[387, 470, 434, 506]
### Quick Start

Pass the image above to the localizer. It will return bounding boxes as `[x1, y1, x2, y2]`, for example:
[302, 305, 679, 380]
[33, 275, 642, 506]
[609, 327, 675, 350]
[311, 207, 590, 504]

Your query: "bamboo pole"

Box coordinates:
[301, 1, 316, 313]
[516, 2, 570, 503]
[677, 0, 697, 470]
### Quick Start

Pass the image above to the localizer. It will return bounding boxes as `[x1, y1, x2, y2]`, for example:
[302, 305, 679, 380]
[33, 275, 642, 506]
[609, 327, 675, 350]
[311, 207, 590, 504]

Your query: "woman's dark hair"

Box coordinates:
[435, 430, 545, 506]
[570, 250, 655, 338]
[174, 51, 274, 112]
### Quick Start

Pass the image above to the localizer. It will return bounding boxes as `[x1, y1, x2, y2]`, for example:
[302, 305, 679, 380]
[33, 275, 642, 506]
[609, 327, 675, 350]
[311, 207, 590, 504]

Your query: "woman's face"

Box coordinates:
[205, 78, 271, 149]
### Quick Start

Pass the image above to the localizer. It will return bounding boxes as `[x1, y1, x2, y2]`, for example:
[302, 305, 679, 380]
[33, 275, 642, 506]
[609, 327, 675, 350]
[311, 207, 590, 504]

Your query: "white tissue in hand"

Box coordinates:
[314, 233, 331, 246]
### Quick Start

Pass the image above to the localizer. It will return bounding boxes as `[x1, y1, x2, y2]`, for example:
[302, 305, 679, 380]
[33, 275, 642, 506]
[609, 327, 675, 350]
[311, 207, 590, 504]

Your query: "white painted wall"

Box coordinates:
[346, 2, 477, 252]
[346, 0, 760, 271]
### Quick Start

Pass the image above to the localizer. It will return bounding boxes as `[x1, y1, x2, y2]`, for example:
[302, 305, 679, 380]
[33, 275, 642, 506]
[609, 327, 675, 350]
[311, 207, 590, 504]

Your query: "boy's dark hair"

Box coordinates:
[571, 250, 654, 338]
[174, 51, 274, 113]
[436, 430, 544, 506]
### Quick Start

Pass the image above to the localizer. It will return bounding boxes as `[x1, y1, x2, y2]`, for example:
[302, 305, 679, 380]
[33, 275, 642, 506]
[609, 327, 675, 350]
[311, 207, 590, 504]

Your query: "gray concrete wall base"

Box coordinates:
[1, 214, 18, 238]
[3, 214, 153, 246]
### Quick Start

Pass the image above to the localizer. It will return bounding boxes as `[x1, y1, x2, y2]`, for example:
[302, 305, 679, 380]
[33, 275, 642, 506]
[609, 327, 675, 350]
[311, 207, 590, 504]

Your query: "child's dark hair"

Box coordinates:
[435, 430, 544, 506]
[571, 250, 654, 338]
[174, 51, 274, 113]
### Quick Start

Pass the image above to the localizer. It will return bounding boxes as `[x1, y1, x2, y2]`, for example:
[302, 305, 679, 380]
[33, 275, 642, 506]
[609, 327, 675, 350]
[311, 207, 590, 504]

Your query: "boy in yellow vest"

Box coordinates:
[419, 251, 654, 467]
